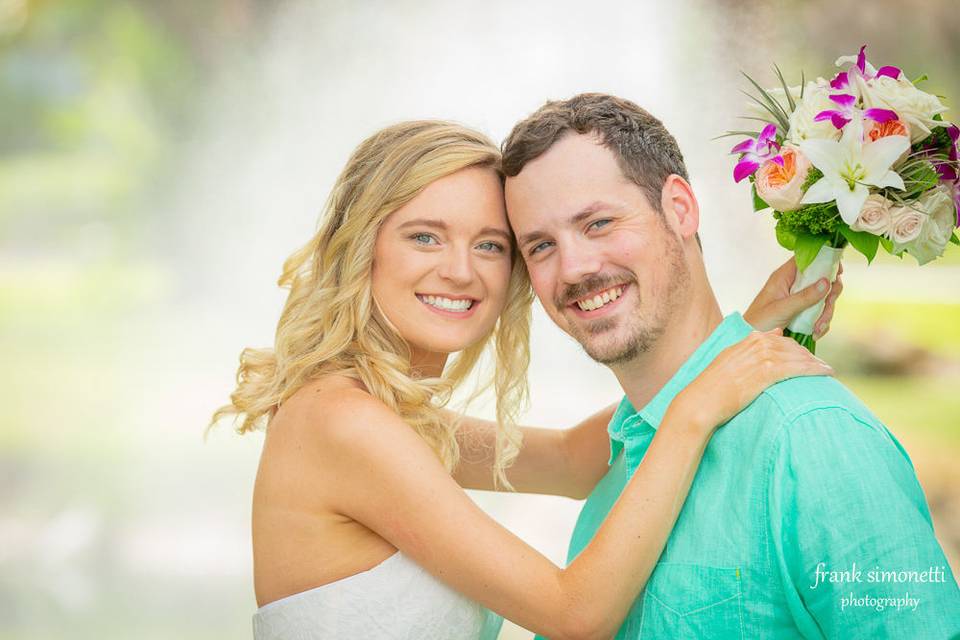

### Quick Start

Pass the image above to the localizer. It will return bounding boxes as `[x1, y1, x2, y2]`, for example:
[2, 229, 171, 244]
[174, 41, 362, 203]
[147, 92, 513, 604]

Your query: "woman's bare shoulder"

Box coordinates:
[268, 374, 405, 452]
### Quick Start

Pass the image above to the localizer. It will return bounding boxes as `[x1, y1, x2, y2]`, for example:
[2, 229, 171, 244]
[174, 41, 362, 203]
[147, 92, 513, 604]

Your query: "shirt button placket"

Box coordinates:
[622, 416, 655, 476]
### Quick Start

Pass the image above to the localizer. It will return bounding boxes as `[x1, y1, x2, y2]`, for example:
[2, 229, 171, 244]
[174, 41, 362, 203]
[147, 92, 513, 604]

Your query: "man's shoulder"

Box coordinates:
[725, 374, 907, 462]
[755, 374, 882, 430]
[751, 375, 917, 474]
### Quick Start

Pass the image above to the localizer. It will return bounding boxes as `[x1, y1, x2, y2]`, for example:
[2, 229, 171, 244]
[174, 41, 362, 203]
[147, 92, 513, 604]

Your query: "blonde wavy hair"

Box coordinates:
[210, 121, 534, 489]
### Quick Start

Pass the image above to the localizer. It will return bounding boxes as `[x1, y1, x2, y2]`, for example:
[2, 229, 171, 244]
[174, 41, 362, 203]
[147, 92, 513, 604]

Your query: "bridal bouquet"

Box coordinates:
[727, 45, 959, 352]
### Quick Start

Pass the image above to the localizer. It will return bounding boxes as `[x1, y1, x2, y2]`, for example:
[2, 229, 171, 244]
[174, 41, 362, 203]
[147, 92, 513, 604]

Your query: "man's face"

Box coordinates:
[504, 133, 689, 365]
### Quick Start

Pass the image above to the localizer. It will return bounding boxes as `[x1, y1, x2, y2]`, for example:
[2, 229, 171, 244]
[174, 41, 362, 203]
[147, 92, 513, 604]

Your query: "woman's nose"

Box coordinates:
[436, 246, 475, 286]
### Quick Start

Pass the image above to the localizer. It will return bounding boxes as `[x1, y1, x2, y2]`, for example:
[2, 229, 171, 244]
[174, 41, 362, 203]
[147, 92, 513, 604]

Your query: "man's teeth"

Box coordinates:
[576, 286, 624, 312]
[419, 295, 474, 312]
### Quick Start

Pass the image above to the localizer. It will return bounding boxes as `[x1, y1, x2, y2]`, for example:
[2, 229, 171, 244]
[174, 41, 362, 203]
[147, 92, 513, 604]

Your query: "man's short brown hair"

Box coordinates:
[501, 93, 691, 221]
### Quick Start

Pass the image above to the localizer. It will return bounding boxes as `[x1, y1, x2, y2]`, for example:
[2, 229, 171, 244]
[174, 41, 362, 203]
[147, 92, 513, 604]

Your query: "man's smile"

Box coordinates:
[567, 283, 630, 318]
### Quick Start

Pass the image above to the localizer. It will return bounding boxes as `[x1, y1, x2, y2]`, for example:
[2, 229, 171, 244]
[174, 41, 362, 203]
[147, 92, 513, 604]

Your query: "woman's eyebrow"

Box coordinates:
[397, 218, 448, 231]
[476, 227, 513, 241]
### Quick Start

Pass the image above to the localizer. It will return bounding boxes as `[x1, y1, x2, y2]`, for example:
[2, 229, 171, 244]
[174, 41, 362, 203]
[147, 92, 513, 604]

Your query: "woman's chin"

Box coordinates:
[408, 333, 485, 357]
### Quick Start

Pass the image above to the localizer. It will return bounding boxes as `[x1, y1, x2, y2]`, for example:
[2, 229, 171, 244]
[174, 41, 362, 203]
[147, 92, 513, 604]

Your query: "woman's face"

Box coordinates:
[371, 166, 513, 361]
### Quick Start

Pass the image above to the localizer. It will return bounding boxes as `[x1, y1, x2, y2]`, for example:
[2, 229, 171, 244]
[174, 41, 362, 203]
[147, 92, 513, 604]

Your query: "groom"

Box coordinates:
[501, 93, 960, 638]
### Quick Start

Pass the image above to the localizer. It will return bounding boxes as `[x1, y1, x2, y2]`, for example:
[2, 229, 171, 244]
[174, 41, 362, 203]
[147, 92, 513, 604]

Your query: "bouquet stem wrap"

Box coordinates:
[785, 244, 844, 352]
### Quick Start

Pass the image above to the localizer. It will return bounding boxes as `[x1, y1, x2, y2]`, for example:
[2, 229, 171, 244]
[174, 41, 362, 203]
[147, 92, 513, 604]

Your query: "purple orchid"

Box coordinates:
[939, 124, 960, 226]
[814, 93, 900, 131]
[830, 45, 902, 91]
[818, 46, 904, 132]
[730, 123, 782, 183]
[935, 124, 959, 182]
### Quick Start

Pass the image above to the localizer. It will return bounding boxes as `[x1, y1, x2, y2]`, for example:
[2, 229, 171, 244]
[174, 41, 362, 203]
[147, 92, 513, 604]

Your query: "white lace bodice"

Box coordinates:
[252, 551, 504, 639]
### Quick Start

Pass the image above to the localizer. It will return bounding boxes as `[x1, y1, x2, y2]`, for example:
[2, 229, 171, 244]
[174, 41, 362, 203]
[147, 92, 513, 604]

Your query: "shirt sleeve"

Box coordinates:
[768, 406, 960, 639]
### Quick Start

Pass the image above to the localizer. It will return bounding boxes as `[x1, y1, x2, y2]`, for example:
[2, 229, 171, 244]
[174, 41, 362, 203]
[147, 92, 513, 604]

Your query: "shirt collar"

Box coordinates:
[607, 312, 754, 464]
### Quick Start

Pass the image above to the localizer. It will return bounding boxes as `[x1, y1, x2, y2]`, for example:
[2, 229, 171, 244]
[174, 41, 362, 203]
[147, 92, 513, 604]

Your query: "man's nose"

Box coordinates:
[437, 246, 475, 287]
[558, 237, 602, 286]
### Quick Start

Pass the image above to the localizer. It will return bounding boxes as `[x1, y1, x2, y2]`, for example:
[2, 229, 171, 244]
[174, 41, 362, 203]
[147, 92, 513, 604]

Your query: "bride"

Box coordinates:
[211, 120, 840, 639]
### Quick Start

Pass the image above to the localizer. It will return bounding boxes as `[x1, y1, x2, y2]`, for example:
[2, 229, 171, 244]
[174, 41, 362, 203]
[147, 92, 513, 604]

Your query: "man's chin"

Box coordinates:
[583, 340, 643, 366]
[577, 322, 662, 365]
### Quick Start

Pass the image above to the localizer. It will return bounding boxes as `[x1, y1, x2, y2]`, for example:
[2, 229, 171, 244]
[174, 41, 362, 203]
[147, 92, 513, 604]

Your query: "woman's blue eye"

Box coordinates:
[588, 219, 612, 231]
[412, 233, 438, 245]
[477, 241, 504, 253]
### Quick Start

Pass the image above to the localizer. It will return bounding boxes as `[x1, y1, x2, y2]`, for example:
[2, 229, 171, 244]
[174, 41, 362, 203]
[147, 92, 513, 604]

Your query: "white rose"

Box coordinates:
[888, 205, 925, 245]
[787, 79, 843, 145]
[862, 76, 950, 143]
[899, 188, 958, 264]
[850, 194, 893, 235]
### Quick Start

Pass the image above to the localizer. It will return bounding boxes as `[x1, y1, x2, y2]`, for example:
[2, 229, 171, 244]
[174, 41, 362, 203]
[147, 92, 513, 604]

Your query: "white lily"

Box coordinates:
[799, 119, 910, 224]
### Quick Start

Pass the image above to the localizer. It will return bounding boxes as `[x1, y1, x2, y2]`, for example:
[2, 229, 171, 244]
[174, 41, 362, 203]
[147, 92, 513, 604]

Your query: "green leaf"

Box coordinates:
[839, 225, 880, 263]
[714, 130, 764, 140]
[880, 237, 896, 253]
[914, 74, 929, 85]
[738, 116, 780, 125]
[740, 71, 791, 130]
[950, 232, 960, 246]
[794, 233, 829, 272]
[774, 63, 796, 112]
[740, 90, 790, 131]
[752, 184, 770, 211]
[775, 221, 797, 251]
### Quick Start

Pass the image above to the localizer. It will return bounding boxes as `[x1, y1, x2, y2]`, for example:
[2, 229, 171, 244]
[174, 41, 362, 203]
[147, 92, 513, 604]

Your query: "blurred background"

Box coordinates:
[2, 0, 957, 637]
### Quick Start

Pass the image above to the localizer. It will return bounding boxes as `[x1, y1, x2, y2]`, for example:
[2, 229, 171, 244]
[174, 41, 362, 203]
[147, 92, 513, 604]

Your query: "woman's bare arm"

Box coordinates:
[317, 330, 832, 640]
[450, 403, 616, 498]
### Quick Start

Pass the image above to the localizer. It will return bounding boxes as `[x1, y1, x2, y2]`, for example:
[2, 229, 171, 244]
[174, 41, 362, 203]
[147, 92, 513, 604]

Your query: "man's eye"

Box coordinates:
[529, 241, 553, 256]
[588, 219, 612, 231]
[412, 233, 439, 245]
[476, 241, 504, 253]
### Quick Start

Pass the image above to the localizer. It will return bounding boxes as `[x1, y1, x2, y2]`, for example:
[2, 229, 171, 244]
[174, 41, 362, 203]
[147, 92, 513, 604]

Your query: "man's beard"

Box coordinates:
[567, 231, 690, 366]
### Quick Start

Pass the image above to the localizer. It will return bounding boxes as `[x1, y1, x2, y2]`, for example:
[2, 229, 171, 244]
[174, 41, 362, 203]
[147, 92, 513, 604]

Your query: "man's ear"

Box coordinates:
[659, 174, 700, 242]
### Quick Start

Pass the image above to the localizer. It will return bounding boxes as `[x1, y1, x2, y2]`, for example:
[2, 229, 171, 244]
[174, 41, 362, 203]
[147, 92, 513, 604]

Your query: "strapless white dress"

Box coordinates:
[252, 551, 504, 639]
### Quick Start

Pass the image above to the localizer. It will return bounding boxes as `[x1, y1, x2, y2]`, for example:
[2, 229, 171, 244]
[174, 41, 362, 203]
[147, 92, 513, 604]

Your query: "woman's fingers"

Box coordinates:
[744, 331, 834, 388]
[686, 330, 834, 431]
[814, 274, 843, 339]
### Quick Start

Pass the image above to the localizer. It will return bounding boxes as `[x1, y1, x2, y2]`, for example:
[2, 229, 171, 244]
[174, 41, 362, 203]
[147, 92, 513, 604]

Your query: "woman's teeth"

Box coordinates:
[576, 286, 624, 312]
[418, 295, 474, 312]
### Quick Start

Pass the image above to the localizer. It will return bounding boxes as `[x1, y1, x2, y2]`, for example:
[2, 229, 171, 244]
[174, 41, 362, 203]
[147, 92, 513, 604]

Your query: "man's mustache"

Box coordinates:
[556, 273, 637, 308]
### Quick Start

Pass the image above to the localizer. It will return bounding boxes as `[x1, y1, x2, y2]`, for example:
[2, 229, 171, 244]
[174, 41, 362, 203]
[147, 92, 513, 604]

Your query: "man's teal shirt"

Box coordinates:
[540, 313, 960, 639]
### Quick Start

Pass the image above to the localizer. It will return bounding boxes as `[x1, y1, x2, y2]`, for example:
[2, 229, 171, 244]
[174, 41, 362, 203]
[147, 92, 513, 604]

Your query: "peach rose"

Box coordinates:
[865, 119, 911, 166]
[754, 146, 812, 212]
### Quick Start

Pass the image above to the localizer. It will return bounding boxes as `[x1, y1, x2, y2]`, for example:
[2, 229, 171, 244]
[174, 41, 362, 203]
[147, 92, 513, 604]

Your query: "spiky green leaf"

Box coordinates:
[774, 63, 796, 112]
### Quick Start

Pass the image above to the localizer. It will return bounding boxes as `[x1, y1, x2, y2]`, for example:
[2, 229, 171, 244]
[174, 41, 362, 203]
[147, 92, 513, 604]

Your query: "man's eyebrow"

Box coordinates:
[569, 201, 612, 225]
[517, 201, 616, 247]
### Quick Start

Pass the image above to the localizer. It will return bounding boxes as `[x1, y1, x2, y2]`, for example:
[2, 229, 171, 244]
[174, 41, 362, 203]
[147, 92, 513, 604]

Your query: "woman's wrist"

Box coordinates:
[663, 393, 716, 441]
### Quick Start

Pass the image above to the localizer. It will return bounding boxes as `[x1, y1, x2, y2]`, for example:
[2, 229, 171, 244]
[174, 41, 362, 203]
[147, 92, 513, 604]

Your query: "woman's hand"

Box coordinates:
[673, 328, 835, 433]
[744, 257, 844, 340]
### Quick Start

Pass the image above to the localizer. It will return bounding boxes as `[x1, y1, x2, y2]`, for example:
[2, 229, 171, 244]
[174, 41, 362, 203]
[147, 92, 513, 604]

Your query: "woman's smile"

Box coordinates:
[415, 293, 480, 317]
